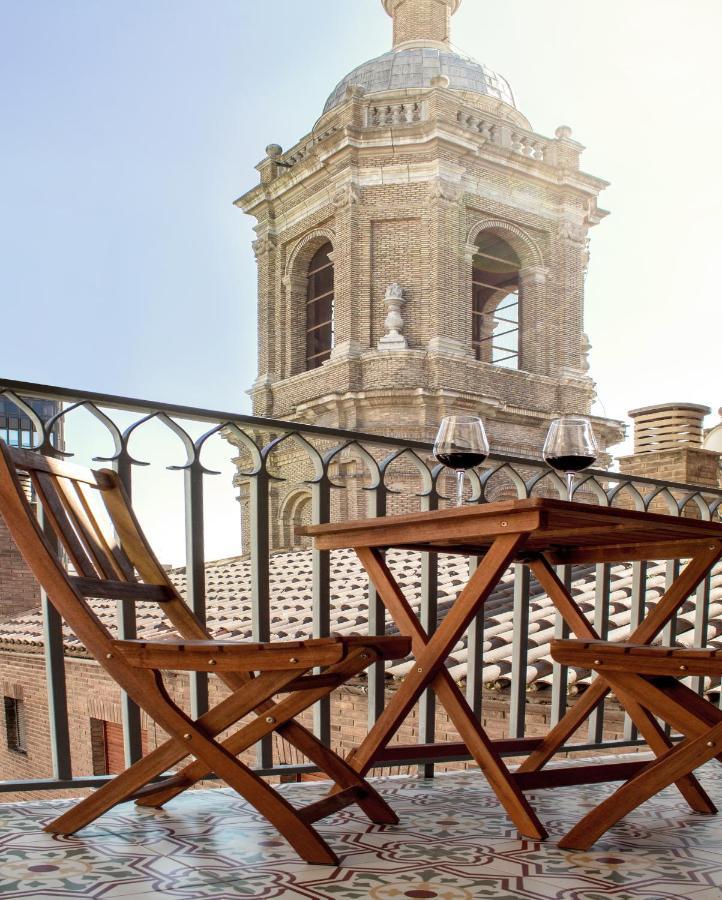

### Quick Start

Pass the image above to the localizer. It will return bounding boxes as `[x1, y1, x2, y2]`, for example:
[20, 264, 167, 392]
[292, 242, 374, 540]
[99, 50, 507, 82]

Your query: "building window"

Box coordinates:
[90, 718, 148, 775]
[305, 243, 334, 370]
[0, 399, 62, 449]
[472, 234, 521, 369]
[4, 697, 27, 755]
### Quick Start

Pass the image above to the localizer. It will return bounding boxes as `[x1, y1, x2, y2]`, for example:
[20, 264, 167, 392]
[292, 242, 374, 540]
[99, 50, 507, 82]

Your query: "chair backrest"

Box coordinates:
[0, 441, 212, 681]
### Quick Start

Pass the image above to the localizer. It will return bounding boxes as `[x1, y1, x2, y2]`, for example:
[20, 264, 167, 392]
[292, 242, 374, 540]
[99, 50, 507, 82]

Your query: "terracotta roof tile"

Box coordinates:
[0, 548, 720, 695]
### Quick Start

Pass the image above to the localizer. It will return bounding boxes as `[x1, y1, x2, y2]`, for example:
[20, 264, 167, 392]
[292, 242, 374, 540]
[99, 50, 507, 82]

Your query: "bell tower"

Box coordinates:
[233, 0, 623, 544]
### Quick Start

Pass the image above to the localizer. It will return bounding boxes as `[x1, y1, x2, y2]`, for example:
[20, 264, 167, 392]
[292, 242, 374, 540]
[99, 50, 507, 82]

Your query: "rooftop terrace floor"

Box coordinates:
[2, 758, 722, 899]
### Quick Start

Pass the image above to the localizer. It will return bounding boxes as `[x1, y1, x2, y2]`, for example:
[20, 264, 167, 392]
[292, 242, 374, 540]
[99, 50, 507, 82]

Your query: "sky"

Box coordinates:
[2, 0, 721, 562]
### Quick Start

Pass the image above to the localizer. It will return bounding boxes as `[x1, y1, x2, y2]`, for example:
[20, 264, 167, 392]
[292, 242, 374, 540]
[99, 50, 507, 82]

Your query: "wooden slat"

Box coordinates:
[305, 510, 542, 551]
[54, 477, 122, 579]
[74, 481, 134, 578]
[374, 737, 544, 762]
[512, 760, 648, 791]
[31, 471, 96, 576]
[114, 637, 349, 671]
[8, 447, 115, 488]
[70, 577, 175, 603]
[303, 498, 722, 554]
[552, 641, 722, 678]
[297, 786, 366, 824]
[546, 540, 717, 565]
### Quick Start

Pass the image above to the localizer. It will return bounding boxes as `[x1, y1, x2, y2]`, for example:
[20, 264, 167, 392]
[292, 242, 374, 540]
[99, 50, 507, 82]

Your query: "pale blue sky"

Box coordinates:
[2, 0, 721, 418]
[2, 0, 721, 562]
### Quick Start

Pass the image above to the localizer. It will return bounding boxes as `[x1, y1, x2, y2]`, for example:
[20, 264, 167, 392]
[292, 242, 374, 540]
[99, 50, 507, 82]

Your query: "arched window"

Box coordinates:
[472, 234, 521, 369]
[305, 243, 334, 370]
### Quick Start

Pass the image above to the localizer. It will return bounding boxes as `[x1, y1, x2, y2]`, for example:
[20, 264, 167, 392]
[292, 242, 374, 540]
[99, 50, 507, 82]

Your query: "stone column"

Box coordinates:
[517, 265, 549, 375]
[251, 233, 278, 411]
[426, 169, 468, 357]
[282, 272, 307, 378]
[330, 183, 365, 362]
[547, 215, 588, 378]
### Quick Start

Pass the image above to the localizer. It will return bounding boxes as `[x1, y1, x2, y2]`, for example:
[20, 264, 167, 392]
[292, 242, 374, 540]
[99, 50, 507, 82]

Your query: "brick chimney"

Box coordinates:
[619, 403, 720, 487]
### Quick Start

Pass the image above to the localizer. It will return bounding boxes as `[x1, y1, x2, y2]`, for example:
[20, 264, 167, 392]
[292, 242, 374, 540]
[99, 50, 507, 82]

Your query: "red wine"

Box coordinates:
[545, 454, 596, 473]
[435, 451, 487, 470]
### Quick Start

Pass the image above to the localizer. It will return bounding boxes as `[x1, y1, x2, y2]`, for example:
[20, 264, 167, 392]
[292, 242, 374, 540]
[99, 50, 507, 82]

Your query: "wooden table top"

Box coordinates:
[300, 498, 722, 565]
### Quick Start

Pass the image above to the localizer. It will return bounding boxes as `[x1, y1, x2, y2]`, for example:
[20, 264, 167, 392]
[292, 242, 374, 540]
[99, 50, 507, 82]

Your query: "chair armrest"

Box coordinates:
[114, 637, 348, 672]
[551, 639, 722, 677]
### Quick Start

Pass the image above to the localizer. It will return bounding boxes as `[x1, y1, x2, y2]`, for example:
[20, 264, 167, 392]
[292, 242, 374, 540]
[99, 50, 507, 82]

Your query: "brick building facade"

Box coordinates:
[229, 0, 623, 548]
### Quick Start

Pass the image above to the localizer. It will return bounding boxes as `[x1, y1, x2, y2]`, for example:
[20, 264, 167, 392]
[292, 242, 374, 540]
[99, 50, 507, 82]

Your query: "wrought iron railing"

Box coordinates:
[0, 377, 721, 794]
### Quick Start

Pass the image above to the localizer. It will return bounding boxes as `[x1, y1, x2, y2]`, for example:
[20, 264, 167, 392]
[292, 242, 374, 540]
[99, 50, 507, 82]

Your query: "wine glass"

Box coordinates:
[433, 416, 489, 507]
[543, 416, 599, 501]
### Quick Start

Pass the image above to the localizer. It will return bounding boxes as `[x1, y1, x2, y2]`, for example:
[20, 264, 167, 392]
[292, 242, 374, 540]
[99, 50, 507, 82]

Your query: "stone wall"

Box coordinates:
[0, 514, 40, 622]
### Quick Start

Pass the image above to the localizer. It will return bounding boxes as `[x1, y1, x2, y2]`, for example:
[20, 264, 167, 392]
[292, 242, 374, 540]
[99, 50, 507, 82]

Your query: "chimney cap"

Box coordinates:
[628, 402, 711, 418]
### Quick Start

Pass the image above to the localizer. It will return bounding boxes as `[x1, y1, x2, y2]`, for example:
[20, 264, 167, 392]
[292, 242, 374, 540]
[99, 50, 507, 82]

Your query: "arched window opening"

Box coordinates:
[472, 234, 521, 369]
[305, 243, 334, 370]
[280, 491, 312, 550]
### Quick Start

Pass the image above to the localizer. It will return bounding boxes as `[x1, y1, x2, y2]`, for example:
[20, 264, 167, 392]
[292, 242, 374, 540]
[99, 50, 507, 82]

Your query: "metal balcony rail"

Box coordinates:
[0, 377, 721, 795]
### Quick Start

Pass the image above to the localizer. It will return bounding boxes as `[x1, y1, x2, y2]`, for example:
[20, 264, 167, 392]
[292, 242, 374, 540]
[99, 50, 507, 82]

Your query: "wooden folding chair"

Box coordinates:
[0, 441, 411, 865]
[551, 638, 722, 850]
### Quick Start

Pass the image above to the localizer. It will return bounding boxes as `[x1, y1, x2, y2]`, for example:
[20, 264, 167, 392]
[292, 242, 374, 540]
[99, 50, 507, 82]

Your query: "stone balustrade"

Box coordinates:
[366, 100, 426, 126]
[455, 108, 548, 162]
[510, 130, 547, 161]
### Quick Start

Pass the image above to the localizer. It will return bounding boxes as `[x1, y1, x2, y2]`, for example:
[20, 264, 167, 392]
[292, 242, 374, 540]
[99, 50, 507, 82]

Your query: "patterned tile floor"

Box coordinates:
[2, 758, 722, 899]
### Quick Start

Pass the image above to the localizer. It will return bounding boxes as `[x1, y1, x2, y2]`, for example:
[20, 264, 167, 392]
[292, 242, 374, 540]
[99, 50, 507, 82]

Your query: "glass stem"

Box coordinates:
[566, 472, 575, 502]
[456, 470, 465, 507]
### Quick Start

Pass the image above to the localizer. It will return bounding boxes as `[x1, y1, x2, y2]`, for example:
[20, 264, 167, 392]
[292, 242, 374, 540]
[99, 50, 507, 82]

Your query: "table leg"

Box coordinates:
[349, 537, 547, 840]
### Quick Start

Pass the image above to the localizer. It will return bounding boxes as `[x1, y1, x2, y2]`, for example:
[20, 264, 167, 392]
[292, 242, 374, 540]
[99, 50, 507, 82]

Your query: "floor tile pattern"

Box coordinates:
[1, 759, 722, 898]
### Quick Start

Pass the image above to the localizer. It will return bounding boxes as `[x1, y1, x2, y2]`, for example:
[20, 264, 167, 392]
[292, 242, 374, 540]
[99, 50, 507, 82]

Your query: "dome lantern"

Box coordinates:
[323, 0, 515, 116]
[382, 0, 461, 49]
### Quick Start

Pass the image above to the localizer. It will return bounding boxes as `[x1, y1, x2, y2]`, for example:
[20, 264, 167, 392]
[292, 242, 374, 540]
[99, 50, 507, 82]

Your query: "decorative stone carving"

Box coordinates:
[581, 333, 592, 373]
[332, 183, 362, 209]
[378, 283, 408, 351]
[427, 178, 463, 205]
[519, 265, 548, 287]
[344, 84, 366, 100]
[252, 236, 277, 259]
[559, 220, 587, 247]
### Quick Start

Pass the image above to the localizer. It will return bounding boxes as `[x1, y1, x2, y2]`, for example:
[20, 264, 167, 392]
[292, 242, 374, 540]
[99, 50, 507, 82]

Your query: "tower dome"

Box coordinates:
[323, 0, 515, 114]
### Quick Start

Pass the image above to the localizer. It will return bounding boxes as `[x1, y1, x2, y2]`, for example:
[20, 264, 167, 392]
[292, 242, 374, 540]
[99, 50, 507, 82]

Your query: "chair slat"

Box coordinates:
[9, 447, 114, 488]
[551, 639, 722, 677]
[72, 479, 138, 582]
[53, 477, 124, 580]
[70, 576, 175, 603]
[31, 470, 96, 577]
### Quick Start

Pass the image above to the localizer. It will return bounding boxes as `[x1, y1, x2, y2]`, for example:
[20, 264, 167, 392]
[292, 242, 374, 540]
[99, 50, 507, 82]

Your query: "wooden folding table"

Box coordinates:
[303, 499, 722, 840]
